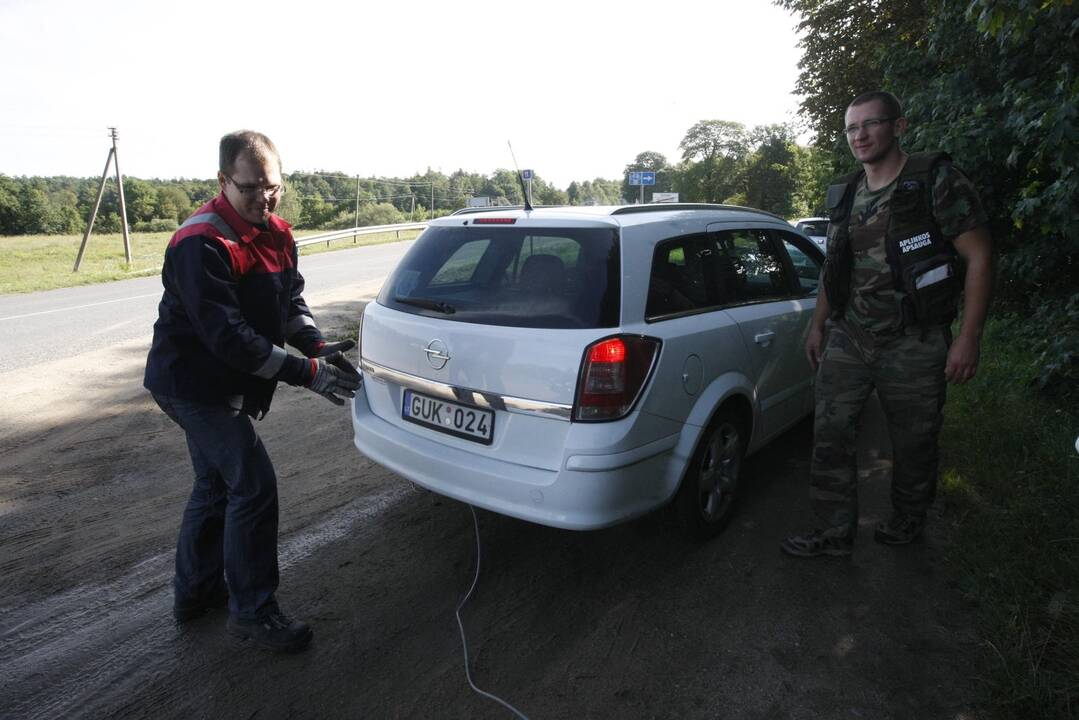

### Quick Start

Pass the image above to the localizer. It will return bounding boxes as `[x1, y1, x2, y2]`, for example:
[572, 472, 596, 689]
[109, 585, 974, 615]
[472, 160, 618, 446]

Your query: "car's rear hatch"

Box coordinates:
[360, 218, 621, 471]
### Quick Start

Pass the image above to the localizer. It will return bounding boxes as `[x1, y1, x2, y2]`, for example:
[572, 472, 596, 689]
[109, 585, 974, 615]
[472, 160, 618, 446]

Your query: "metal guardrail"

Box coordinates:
[295, 221, 428, 249]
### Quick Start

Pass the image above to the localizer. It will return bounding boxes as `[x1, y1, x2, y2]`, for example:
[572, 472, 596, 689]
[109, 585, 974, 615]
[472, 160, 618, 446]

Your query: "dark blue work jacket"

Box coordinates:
[144, 193, 317, 418]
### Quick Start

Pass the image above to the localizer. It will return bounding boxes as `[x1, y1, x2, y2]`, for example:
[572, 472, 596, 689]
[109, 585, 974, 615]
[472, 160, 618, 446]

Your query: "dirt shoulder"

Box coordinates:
[0, 289, 987, 719]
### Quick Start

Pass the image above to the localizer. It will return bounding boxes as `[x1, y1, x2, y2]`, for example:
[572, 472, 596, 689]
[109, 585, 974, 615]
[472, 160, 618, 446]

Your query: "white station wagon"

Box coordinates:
[352, 204, 823, 538]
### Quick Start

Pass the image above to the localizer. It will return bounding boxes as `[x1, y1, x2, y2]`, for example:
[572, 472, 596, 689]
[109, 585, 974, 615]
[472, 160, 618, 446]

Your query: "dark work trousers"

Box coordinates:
[809, 321, 949, 536]
[153, 393, 279, 621]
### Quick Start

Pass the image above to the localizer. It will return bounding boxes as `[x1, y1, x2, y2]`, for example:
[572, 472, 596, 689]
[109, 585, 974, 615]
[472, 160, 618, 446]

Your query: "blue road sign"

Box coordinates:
[628, 171, 642, 185]
[640, 171, 656, 186]
[521, 169, 533, 180]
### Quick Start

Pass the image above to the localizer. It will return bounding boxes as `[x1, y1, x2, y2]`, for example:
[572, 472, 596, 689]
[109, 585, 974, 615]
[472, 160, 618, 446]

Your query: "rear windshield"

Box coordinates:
[377, 225, 621, 329]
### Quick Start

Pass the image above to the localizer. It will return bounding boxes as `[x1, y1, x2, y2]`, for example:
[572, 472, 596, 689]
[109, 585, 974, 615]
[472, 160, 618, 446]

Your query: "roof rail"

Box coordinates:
[450, 206, 520, 216]
[452, 204, 563, 216]
[610, 203, 787, 222]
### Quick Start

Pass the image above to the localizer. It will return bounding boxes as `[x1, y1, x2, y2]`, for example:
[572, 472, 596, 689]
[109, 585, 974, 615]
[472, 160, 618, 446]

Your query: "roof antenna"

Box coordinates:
[507, 140, 533, 211]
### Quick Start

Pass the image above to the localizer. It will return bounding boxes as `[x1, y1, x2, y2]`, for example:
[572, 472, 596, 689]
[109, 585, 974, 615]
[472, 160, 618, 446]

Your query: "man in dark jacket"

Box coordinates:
[145, 130, 360, 652]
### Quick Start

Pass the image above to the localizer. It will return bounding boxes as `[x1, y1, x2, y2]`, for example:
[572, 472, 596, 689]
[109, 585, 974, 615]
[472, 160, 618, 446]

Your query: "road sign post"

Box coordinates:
[628, 170, 656, 204]
[521, 169, 533, 207]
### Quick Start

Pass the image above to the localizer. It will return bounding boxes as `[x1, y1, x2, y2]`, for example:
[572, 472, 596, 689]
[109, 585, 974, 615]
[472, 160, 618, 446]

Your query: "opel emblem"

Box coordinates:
[424, 339, 450, 370]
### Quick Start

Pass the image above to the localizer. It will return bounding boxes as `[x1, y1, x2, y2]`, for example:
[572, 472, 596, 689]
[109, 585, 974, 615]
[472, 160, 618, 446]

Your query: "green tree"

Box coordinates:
[531, 175, 567, 205]
[483, 169, 524, 205]
[17, 183, 53, 234]
[884, 0, 1078, 395]
[155, 185, 192, 223]
[122, 178, 158, 224]
[677, 120, 749, 202]
[48, 188, 82, 233]
[790, 144, 832, 218]
[590, 178, 623, 205]
[566, 181, 581, 205]
[567, 178, 622, 206]
[0, 175, 20, 234]
[742, 124, 799, 217]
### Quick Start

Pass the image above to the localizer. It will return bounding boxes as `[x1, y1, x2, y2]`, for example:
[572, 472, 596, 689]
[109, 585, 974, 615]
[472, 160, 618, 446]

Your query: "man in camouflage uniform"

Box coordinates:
[782, 90, 993, 557]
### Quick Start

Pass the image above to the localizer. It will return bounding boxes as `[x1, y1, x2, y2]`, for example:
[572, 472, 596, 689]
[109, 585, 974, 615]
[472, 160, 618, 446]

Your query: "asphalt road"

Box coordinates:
[0, 240, 413, 373]
[0, 240, 984, 719]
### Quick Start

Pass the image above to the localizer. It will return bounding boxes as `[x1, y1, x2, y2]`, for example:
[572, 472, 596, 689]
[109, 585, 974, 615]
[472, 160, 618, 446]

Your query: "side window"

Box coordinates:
[646, 235, 710, 319]
[774, 230, 822, 295]
[713, 229, 793, 304]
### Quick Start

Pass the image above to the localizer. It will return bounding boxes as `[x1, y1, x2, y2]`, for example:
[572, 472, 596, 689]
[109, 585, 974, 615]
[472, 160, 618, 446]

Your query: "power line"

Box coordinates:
[289, 171, 435, 186]
[290, 193, 420, 202]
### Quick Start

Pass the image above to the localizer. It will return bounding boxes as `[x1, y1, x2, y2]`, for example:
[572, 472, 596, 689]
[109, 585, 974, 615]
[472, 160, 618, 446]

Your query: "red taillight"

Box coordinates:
[472, 217, 517, 224]
[589, 338, 626, 364]
[575, 335, 660, 421]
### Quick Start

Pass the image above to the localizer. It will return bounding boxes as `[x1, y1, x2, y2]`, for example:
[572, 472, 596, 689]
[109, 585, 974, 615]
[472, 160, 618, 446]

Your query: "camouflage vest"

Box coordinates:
[822, 151, 960, 331]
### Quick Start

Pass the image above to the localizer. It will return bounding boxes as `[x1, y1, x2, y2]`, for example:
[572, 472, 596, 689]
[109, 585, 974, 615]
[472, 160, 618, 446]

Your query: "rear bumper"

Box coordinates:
[351, 389, 681, 530]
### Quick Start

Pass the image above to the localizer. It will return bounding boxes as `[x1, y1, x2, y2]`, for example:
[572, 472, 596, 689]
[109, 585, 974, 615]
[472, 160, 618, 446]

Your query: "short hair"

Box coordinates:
[848, 91, 903, 119]
[219, 130, 281, 175]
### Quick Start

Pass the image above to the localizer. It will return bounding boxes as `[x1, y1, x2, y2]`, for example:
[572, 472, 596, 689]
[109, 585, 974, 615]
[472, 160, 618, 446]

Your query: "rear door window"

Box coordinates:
[379, 225, 620, 329]
[646, 236, 711, 318]
[646, 229, 793, 321]
[717, 228, 793, 303]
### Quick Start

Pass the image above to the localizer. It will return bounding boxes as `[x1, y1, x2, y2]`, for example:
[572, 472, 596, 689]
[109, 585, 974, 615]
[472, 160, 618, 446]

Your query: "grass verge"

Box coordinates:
[0, 229, 422, 295]
[0, 232, 172, 294]
[939, 316, 1079, 719]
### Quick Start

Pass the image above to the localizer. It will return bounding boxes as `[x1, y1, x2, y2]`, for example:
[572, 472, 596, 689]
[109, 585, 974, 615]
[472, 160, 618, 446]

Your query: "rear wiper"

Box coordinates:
[395, 295, 456, 314]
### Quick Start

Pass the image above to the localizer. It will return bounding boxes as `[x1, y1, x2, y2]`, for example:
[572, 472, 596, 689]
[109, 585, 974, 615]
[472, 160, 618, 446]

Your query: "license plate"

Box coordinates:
[402, 389, 494, 445]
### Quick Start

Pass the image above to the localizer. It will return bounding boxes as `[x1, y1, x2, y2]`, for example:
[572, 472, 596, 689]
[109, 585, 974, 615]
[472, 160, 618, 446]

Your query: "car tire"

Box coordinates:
[673, 407, 746, 541]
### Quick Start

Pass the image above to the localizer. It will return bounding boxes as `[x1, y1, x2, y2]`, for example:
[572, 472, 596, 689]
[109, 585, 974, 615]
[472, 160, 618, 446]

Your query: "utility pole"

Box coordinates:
[74, 127, 131, 272]
[430, 182, 434, 219]
[409, 194, 415, 222]
[354, 174, 361, 228]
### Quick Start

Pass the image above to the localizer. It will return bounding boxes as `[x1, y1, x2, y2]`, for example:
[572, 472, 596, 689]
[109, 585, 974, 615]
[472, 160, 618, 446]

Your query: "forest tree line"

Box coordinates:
[0, 121, 827, 237]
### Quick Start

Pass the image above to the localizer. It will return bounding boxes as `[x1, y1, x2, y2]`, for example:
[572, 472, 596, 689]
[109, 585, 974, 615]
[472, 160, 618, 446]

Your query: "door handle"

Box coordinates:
[754, 330, 776, 346]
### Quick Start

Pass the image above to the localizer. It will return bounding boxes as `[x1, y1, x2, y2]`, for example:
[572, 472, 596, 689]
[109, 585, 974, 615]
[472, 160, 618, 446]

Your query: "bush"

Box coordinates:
[133, 218, 179, 233]
[354, 202, 405, 227]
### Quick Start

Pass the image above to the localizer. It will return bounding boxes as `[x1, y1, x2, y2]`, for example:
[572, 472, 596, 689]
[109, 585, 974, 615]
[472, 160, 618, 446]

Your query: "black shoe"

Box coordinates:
[173, 588, 229, 623]
[227, 603, 313, 653]
[781, 529, 853, 557]
[874, 514, 925, 545]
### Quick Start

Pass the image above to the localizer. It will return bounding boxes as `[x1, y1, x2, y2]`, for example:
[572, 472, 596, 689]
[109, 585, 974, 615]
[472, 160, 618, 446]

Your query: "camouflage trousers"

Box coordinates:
[810, 320, 950, 536]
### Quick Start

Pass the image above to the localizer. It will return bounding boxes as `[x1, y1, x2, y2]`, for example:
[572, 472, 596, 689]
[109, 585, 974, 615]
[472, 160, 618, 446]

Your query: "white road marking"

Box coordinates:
[0, 292, 163, 323]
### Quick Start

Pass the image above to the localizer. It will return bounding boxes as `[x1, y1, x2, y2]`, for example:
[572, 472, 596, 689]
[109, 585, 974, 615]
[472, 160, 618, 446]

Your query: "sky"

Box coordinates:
[0, 0, 806, 190]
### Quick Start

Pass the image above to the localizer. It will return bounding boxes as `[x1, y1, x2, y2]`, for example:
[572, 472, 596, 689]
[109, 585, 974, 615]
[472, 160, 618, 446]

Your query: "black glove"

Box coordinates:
[306, 352, 362, 405]
[313, 339, 356, 357]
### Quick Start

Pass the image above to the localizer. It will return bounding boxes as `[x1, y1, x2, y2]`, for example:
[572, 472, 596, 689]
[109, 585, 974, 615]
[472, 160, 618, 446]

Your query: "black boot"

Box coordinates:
[227, 602, 313, 653]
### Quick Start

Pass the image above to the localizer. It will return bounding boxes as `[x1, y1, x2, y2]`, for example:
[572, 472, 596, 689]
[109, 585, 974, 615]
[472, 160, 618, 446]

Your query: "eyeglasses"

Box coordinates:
[225, 174, 284, 198]
[844, 117, 895, 136]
